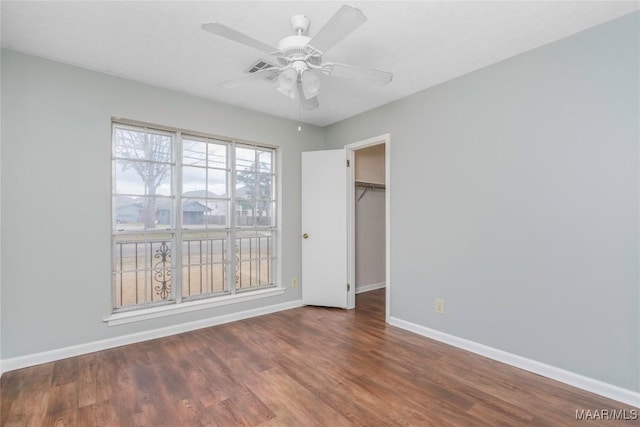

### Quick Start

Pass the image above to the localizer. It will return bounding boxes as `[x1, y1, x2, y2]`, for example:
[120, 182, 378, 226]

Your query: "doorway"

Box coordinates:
[346, 134, 390, 322]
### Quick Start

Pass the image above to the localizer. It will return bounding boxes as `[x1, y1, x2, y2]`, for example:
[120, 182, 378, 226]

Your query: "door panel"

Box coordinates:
[301, 149, 348, 308]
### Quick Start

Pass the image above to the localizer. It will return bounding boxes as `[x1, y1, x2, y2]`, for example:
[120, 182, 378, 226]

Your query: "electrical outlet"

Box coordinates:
[435, 298, 445, 314]
[291, 276, 298, 288]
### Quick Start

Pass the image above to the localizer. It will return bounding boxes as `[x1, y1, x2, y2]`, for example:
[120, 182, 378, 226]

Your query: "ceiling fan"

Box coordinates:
[201, 5, 393, 110]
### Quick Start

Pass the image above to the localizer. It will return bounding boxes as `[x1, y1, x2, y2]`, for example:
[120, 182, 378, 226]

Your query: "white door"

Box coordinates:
[301, 149, 348, 308]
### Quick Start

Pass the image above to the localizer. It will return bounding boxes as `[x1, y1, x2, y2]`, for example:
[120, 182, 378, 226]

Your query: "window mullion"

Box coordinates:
[174, 132, 183, 303]
[254, 150, 259, 228]
[229, 141, 237, 295]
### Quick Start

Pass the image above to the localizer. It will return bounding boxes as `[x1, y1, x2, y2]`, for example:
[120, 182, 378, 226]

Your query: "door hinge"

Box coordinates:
[346, 159, 350, 167]
[347, 283, 351, 292]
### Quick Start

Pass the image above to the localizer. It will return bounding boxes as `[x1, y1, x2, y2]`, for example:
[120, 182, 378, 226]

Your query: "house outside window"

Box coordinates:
[111, 122, 277, 312]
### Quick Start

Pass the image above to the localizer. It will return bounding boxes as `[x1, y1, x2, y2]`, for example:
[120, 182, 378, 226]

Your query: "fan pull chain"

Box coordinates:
[297, 97, 302, 132]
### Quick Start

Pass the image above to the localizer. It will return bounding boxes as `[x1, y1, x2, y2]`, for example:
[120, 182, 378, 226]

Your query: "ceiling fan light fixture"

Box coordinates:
[278, 67, 298, 91]
[301, 69, 321, 100]
[277, 85, 296, 99]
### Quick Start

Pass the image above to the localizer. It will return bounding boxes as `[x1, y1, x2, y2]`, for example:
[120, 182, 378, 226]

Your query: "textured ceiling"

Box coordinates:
[2, 1, 638, 127]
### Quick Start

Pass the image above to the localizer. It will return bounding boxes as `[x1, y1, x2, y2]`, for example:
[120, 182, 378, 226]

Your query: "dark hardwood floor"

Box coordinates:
[1, 289, 637, 426]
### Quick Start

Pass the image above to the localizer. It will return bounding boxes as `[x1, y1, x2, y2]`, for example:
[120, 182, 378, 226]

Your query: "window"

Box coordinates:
[112, 122, 277, 312]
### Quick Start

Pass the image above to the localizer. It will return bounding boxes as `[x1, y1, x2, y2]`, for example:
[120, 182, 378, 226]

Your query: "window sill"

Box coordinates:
[103, 287, 286, 326]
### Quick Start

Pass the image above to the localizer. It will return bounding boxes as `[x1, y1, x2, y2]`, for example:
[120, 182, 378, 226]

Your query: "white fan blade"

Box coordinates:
[219, 68, 280, 89]
[326, 63, 393, 85]
[306, 5, 366, 54]
[297, 81, 319, 110]
[202, 22, 279, 55]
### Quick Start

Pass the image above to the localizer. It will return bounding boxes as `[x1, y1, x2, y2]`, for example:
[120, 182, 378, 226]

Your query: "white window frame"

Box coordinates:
[106, 120, 282, 326]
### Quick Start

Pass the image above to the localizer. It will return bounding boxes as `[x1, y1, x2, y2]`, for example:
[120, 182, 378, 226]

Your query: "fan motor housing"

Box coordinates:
[278, 35, 310, 55]
[277, 35, 323, 68]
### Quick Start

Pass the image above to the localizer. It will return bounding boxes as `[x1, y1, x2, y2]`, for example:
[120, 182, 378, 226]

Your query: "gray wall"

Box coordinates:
[355, 145, 386, 290]
[355, 189, 385, 290]
[325, 12, 639, 391]
[1, 49, 324, 359]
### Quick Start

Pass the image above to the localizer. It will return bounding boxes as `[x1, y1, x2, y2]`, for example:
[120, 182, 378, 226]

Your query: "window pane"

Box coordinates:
[235, 230, 273, 289]
[208, 143, 227, 169]
[183, 139, 228, 170]
[235, 172, 255, 199]
[152, 165, 172, 196]
[114, 196, 144, 231]
[182, 198, 208, 228]
[182, 232, 229, 299]
[205, 199, 228, 227]
[114, 127, 146, 160]
[147, 133, 172, 163]
[114, 127, 172, 164]
[183, 140, 207, 167]
[151, 196, 173, 229]
[208, 169, 227, 197]
[182, 199, 229, 229]
[257, 174, 273, 200]
[183, 166, 207, 196]
[256, 201, 274, 227]
[115, 160, 171, 197]
[257, 150, 272, 173]
[114, 197, 173, 231]
[114, 160, 146, 195]
[182, 169, 225, 197]
[236, 147, 255, 171]
[235, 200, 255, 227]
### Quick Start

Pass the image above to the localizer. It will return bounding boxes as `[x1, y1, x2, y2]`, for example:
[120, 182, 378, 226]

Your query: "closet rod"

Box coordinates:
[355, 180, 385, 190]
[355, 180, 385, 202]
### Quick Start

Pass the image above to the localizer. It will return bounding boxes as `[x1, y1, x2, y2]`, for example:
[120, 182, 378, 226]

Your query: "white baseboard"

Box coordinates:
[355, 282, 386, 294]
[389, 316, 640, 408]
[1, 299, 303, 375]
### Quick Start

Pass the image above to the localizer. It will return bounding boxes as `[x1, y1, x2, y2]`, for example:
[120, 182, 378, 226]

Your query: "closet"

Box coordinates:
[354, 144, 386, 295]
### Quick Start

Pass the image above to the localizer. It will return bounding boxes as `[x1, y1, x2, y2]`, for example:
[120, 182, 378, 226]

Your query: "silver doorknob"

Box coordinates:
[303, 233, 309, 239]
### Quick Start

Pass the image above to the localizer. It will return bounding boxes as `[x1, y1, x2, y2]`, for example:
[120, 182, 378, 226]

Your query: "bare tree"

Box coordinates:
[115, 128, 171, 229]
[236, 170, 273, 226]
[235, 149, 274, 226]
